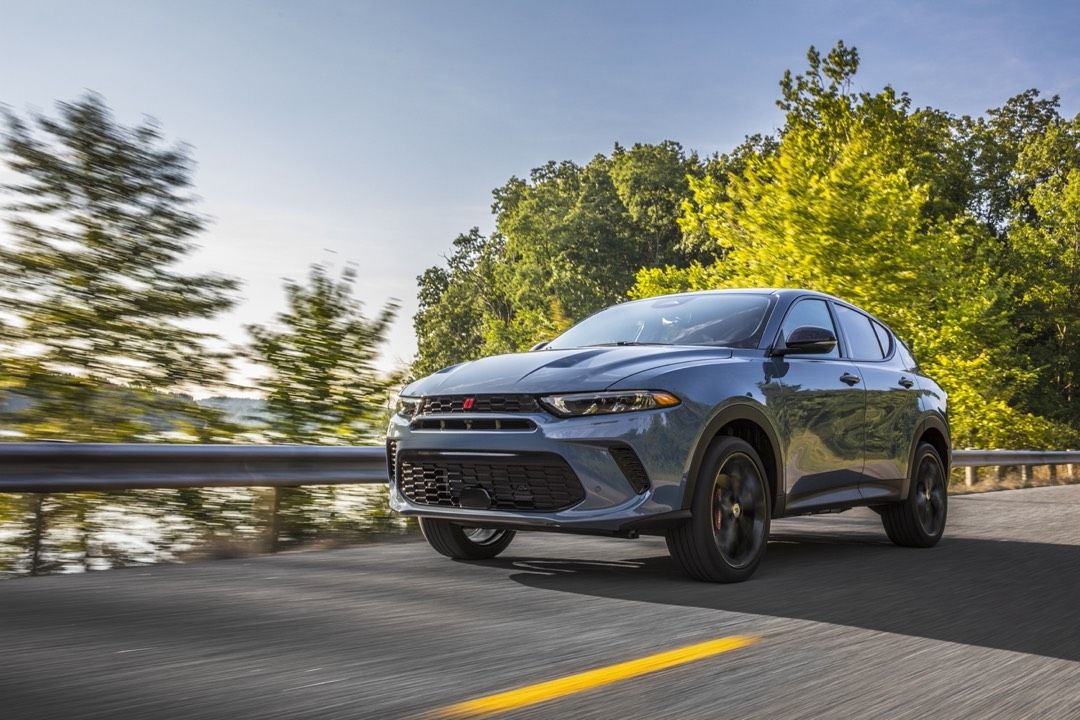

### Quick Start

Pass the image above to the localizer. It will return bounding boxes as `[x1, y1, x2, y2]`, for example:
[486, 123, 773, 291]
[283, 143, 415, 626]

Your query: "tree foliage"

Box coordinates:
[246, 263, 400, 444]
[0, 93, 239, 440]
[244, 263, 401, 547]
[633, 43, 1077, 448]
[414, 141, 703, 374]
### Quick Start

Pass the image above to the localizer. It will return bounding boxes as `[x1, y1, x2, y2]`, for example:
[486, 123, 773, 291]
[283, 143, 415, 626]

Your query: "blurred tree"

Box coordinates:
[247, 263, 399, 444]
[246, 264, 400, 547]
[0, 92, 240, 441]
[0, 93, 245, 573]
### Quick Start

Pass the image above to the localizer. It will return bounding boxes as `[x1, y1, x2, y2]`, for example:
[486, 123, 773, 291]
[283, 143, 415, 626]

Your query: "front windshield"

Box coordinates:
[546, 293, 773, 350]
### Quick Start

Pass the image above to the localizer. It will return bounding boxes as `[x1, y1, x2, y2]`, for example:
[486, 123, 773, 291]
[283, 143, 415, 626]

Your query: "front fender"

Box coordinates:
[681, 400, 787, 517]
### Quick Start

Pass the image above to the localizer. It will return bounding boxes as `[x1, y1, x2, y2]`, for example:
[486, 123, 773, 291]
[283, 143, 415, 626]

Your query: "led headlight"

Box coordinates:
[540, 390, 680, 417]
[394, 395, 422, 418]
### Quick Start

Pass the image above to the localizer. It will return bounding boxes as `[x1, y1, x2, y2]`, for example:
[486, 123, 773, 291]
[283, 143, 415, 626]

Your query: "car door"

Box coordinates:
[832, 304, 920, 502]
[767, 297, 867, 512]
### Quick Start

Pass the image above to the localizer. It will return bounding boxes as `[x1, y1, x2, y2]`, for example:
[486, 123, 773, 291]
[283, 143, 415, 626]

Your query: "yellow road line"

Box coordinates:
[432, 634, 760, 718]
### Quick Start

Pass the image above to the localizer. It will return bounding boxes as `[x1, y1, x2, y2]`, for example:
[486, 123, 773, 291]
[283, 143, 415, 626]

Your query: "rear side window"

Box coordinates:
[871, 321, 893, 357]
[898, 341, 918, 371]
[779, 299, 839, 359]
[834, 305, 885, 361]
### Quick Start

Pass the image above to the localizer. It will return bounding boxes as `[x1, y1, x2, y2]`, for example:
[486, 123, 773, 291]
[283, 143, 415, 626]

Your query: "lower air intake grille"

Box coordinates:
[397, 451, 585, 511]
[610, 446, 650, 493]
[386, 440, 398, 480]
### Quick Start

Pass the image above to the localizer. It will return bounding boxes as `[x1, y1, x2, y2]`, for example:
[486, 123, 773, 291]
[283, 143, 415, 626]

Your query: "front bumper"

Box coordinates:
[387, 405, 698, 535]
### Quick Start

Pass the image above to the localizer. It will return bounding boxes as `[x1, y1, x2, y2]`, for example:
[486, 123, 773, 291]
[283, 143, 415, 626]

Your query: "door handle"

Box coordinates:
[840, 372, 861, 386]
[898, 377, 914, 389]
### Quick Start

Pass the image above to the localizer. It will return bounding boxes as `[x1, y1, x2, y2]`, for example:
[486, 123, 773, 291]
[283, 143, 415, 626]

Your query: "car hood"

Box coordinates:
[404, 346, 733, 396]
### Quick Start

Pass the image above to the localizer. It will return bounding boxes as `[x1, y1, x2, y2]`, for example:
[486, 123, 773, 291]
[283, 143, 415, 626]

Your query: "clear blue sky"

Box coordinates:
[2, 0, 1078, 382]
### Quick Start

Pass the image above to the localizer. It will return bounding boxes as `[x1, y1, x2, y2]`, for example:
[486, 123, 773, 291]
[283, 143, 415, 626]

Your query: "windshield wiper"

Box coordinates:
[591, 341, 668, 347]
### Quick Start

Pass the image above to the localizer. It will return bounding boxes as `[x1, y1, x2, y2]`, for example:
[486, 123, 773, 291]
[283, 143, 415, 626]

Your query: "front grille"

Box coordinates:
[610, 446, 650, 493]
[411, 418, 536, 431]
[420, 394, 541, 414]
[397, 451, 585, 511]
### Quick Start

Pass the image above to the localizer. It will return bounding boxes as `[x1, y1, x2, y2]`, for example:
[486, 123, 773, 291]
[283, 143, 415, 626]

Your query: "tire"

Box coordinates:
[880, 442, 947, 547]
[418, 517, 516, 560]
[666, 436, 771, 583]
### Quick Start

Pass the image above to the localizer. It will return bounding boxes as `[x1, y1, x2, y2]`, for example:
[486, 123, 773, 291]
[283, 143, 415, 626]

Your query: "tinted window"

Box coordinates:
[897, 341, 918, 371]
[780, 299, 839, 359]
[871, 321, 893, 357]
[835, 305, 884, 360]
[546, 293, 772, 349]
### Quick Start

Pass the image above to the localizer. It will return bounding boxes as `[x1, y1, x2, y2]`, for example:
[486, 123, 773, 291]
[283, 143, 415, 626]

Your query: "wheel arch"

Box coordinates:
[683, 402, 786, 518]
[904, 414, 951, 499]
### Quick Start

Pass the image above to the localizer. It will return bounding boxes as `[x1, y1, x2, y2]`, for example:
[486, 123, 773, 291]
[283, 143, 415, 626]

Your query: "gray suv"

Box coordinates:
[388, 289, 949, 582]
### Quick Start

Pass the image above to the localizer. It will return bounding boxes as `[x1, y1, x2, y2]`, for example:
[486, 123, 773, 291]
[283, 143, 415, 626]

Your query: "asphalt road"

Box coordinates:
[1, 485, 1078, 719]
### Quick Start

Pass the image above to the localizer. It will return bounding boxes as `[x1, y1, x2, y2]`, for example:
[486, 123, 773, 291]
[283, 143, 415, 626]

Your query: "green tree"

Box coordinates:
[1008, 115, 1080, 423]
[247, 263, 399, 444]
[634, 42, 1074, 448]
[414, 142, 702, 371]
[0, 92, 239, 441]
[413, 228, 508, 376]
[246, 263, 401, 547]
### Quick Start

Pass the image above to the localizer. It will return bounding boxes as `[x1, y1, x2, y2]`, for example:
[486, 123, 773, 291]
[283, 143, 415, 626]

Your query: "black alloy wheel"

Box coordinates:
[881, 441, 948, 547]
[666, 436, 771, 582]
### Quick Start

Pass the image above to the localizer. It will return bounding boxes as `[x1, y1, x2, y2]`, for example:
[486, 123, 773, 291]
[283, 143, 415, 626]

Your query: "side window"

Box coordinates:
[897, 340, 918, 372]
[780, 299, 839, 359]
[871, 320, 893, 358]
[834, 305, 885, 361]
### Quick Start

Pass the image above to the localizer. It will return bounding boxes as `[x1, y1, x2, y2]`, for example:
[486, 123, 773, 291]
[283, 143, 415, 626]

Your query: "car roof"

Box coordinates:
[649, 288, 844, 303]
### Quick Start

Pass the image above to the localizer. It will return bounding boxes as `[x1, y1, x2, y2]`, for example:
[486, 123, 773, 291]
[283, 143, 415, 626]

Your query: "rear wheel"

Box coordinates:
[666, 437, 771, 583]
[418, 517, 515, 560]
[880, 442, 947, 547]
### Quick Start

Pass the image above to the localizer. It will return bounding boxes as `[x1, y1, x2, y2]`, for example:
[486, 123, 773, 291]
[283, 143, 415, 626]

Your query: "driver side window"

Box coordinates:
[780, 299, 839, 359]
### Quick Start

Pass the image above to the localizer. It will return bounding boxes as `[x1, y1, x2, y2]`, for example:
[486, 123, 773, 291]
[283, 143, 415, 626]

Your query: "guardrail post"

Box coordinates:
[29, 494, 46, 576]
[1048, 464, 1057, 483]
[964, 466, 977, 488]
[1020, 465, 1033, 488]
[268, 487, 283, 553]
[995, 465, 1005, 483]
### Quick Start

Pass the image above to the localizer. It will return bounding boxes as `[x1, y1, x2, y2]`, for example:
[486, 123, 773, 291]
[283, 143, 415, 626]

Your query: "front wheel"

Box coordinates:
[666, 436, 771, 583]
[880, 442, 947, 547]
[418, 517, 515, 560]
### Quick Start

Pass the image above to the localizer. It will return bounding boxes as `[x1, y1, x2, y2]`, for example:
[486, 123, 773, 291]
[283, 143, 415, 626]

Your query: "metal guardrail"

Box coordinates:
[952, 449, 1080, 467]
[953, 449, 1079, 487]
[0, 444, 1075, 493]
[0, 443, 388, 493]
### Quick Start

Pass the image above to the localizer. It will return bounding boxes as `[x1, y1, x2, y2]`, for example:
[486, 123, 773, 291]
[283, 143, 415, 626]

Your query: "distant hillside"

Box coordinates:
[197, 397, 269, 428]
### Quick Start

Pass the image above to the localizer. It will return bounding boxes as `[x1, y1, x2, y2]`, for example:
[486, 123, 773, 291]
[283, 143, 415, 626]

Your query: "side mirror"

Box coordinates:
[774, 326, 837, 355]
[529, 341, 549, 352]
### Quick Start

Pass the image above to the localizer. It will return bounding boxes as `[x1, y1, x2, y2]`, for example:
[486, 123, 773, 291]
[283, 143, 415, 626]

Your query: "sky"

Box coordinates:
[1, 0, 1078, 387]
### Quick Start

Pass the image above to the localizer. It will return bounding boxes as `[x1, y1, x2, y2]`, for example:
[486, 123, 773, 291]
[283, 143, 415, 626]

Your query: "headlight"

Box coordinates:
[540, 390, 680, 417]
[394, 395, 421, 418]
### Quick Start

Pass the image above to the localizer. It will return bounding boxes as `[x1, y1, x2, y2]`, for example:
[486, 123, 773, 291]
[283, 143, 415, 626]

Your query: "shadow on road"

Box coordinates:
[496, 534, 1080, 662]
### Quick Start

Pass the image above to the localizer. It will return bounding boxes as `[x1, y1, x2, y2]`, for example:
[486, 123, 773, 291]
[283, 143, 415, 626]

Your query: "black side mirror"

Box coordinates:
[529, 341, 549, 352]
[774, 326, 837, 355]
